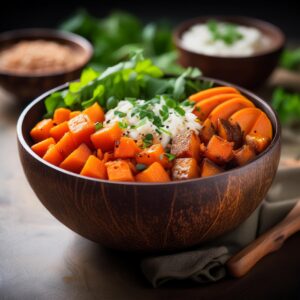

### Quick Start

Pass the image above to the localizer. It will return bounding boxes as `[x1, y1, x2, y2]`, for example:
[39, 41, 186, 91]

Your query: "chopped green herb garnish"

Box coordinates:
[174, 106, 185, 116]
[136, 164, 147, 171]
[164, 153, 176, 161]
[114, 110, 127, 117]
[95, 122, 103, 131]
[143, 133, 153, 148]
[118, 120, 128, 129]
[159, 127, 172, 136]
[181, 99, 194, 107]
[207, 19, 243, 46]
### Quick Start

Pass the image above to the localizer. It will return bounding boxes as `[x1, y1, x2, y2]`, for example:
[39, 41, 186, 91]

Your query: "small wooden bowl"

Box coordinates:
[17, 78, 281, 252]
[174, 16, 285, 88]
[0, 28, 93, 104]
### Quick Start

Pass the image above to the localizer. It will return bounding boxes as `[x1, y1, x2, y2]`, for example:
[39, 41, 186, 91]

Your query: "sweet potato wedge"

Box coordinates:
[233, 144, 256, 166]
[90, 122, 122, 152]
[60, 143, 92, 173]
[172, 158, 199, 180]
[245, 135, 270, 154]
[31, 137, 56, 157]
[229, 107, 262, 136]
[199, 119, 216, 145]
[30, 119, 54, 142]
[193, 93, 240, 121]
[80, 155, 107, 179]
[218, 119, 243, 149]
[208, 97, 254, 127]
[249, 111, 273, 140]
[83, 102, 105, 123]
[136, 162, 170, 182]
[205, 135, 234, 164]
[200, 158, 223, 177]
[189, 86, 240, 102]
[53, 108, 71, 124]
[105, 160, 134, 182]
[171, 130, 201, 160]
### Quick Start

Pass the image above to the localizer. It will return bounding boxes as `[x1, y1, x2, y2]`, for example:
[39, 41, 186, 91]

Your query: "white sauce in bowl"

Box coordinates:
[181, 22, 270, 57]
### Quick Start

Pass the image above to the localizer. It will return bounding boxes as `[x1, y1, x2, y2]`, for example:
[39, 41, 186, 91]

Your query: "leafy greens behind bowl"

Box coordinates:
[45, 52, 211, 116]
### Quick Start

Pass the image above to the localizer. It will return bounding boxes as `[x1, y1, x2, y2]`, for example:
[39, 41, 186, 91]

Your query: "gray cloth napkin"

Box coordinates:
[141, 168, 300, 287]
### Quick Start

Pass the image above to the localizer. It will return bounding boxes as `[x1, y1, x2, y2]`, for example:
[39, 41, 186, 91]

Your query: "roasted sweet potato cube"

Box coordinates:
[105, 160, 134, 182]
[172, 158, 199, 180]
[199, 119, 216, 145]
[135, 162, 170, 182]
[171, 131, 200, 160]
[205, 135, 233, 164]
[218, 118, 243, 149]
[245, 134, 270, 154]
[234, 144, 256, 166]
[200, 158, 223, 177]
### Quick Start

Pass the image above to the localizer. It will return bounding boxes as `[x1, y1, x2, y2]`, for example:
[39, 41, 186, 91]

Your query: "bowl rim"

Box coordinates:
[17, 77, 281, 187]
[0, 28, 93, 78]
[173, 15, 286, 59]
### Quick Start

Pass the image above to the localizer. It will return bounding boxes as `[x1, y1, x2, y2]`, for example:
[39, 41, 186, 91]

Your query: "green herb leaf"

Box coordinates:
[95, 122, 103, 131]
[143, 133, 153, 148]
[114, 110, 127, 117]
[164, 153, 176, 161]
[136, 163, 147, 171]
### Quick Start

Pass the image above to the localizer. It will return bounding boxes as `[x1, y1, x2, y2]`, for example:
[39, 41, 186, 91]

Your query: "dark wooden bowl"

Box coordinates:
[17, 78, 281, 253]
[174, 16, 285, 88]
[0, 28, 93, 104]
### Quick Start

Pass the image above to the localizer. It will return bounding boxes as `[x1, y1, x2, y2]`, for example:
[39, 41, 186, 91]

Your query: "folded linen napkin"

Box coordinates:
[141, 168, 300, 287]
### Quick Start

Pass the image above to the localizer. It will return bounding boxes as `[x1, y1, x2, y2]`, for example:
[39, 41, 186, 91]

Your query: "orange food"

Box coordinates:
[114, 137, 141, 158]
[172, 158, 199, 180]
[31, 137, 56, 157]
[83, 102, 105, 123]
[80, 155, 107, 179]
[90, 123, 122, 152]
[229, 107, 262, 136]
[106, 160, 134, 182]
[43, 144, 64, 166]
[96, 148, 103, 160]
[217, 119, 243, 149]
[234, 145, 256, 166]
[200, 158, 223, 177]
[56, 132, 78, 158]
[68, 113, 95, 145]
[30, 119, 54, 142]
[189, 86, 240, 102]
[136, 162, 170, 182]
[199, 118, 216, 145]
[136, 144, 170, 168]
[53, 107, 71, 124]
[193, 93, 240, 121]
[50, 121, 69, 142]
[69, 111, 81, 119]
[205, 135, 234, 164]
[208, 97, 254, 127]
[249, 112, 273, 140]
[103, 151, 115, 163]
[60, 143, 91, 173]
[245, 135, 270, 154]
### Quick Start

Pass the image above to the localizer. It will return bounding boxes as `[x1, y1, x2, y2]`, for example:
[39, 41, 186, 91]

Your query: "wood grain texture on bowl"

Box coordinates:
[17, 79, 281, 252]
[174, 16, 285, 88]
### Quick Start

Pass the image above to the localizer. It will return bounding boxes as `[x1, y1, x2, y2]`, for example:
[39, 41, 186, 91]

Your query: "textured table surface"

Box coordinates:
[1, 69, 300, 300]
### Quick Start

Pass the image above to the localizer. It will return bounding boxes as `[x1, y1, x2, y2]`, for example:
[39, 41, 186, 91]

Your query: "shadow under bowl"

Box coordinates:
[0, 28, 93, 104]
[173, 16, 285, 88]
[17, 77, 281, 253]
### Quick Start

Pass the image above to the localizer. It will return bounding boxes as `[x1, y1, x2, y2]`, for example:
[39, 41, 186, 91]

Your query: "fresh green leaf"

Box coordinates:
[143, 133, 153, 148]
[95, 122, 103, 131]
[164, 153, 176, 161]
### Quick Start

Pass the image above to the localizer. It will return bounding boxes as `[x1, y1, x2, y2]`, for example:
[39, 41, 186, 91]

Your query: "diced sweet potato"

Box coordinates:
[83, 102, 105, 123]
[245, 135, 270, 154]
[31, 137, 56, 157]
[136, 144, 170, 168]
[171, 130, 200, 160]
[233, 145, 256, 166]
[80, 155, 107, 179]
[105, 160, 134, 182]
[69, 111, 81, 119]
[56, 132, 78, 158]
[229, 107, 262, 136]
[30, 119, 54, 142]
[68, 113, 95, 146]
[193, 93, 239, 121]
[50, 121, 69, 142]
[208, 97, 254, 127]
[53, 108, 71, 124]
[114, 137, 141, 158]
[136, 162, 170, 182]
[205, 135, 234, 164]
[43, 144, 64, 166]
[172, 158, 199, 180]
[60, 143, 92, 173]
[96, 148, 103, 160]
[218, 119, 243, 149]
[103, 152, 115, 163]
[200, 158, 223, 177]
[199, 119, 216, 145]
[189, 86, 240, 102]
[90, 122, 122, 152]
